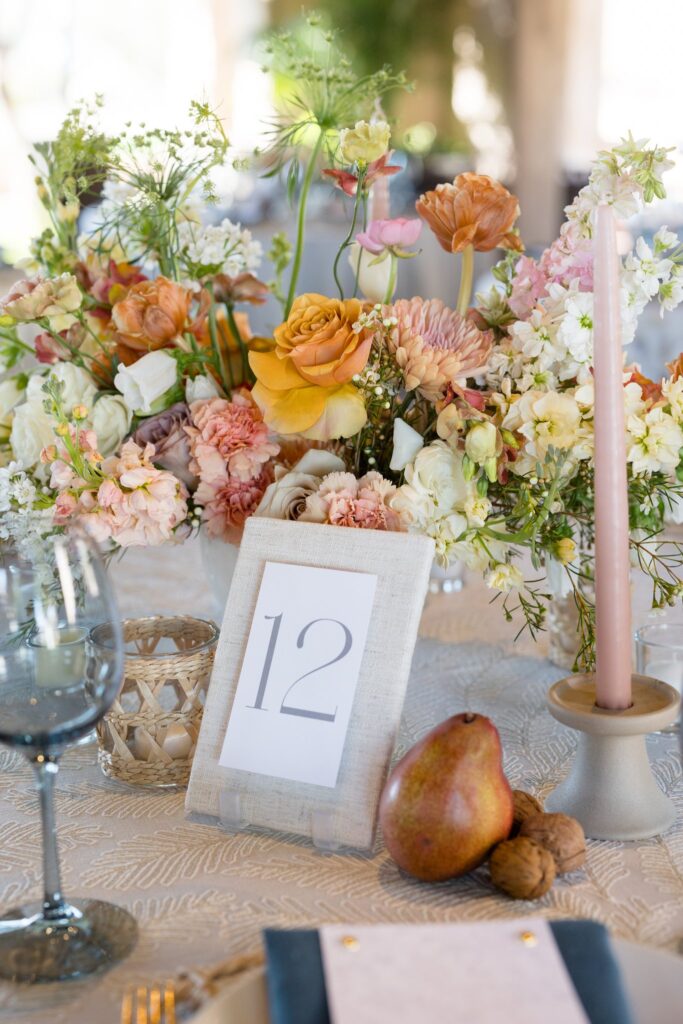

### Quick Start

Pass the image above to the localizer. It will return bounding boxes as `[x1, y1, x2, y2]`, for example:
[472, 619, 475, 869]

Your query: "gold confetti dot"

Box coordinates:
[341, 935, 360, 951]
[520, 931, 537, 947]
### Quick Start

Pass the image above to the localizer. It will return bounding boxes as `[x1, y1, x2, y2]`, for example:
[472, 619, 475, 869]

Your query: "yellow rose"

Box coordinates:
[249, 293, 372, 440]
[339, 120, 390, 165]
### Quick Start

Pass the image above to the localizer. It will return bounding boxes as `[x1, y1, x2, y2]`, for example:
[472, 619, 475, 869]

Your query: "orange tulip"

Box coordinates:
[112, 277, 192, 354]
[416, 172, 523, 254]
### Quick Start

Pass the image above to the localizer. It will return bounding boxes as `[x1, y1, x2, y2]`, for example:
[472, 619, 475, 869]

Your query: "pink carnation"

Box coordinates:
[302, 471, 404, 531]
[195, 467, 272, 543]
[187, 392, 279, 484]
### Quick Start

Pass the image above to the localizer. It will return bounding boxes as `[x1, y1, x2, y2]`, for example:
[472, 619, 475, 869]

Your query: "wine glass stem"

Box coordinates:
[33, 755, 68, 920]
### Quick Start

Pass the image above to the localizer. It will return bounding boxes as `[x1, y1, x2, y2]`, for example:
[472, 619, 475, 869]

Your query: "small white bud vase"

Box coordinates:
[199, 532, 240, 618]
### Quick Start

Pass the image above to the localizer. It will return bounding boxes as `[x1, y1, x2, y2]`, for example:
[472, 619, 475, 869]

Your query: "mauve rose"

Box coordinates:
[132, 403, 197, 489]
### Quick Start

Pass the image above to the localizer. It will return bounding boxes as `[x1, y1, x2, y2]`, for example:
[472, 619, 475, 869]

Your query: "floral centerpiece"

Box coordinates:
[2, 17, 683, 666]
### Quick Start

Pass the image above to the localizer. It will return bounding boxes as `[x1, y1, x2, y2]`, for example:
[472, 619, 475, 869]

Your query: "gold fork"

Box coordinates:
[120, 982, 176, 1024]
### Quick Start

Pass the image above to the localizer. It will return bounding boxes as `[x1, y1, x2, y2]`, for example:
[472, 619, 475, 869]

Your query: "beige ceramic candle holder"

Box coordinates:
[546, 673, 680, 840]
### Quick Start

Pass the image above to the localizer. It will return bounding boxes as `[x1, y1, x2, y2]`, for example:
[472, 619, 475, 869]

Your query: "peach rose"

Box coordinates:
[111, 277, 192, 354]
[249, 293, 371, 440]
[416, 173, 523, 254]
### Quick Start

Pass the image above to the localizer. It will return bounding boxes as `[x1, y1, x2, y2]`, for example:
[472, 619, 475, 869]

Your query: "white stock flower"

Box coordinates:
[653, 226, 678, 252]
[347, 243, 393, 303]
[485, 562, 524, 592]
[624, 236, 673, 299]
[627, 407, 683, 475]
[463, 494, 491, 527]
[390, 417, 424, 471]
[557, 291, 593, 367]
[663, 377, 683, 422]
[503, 390, 583, 462]
[114, 350, 178, 415]
[91, 394, 132, 456]
[185, 374, 220, 403]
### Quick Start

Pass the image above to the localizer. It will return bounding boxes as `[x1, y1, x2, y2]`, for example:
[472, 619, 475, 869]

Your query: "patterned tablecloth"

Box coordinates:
[0, 541, 682, 1022]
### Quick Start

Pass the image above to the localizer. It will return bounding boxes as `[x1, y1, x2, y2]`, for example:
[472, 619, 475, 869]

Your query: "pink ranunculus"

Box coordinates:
[508, 255, 549, 319]
[356, 217, 423, 255]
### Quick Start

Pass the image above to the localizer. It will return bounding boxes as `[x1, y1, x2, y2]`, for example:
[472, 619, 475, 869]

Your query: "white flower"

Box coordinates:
[0, 378, 25, 426]
[390, 418, 424, 471]
[256, 450, 345, 521]
[339, 120, 390, 164]
[464, 421, 497, 465]
[503, 390, 583, 462]
[485, 562, 524, 592]
[463, 494, 491, 527]
[653, 226, 678, 252]
[178, 217, 262, 277]
[627, 407, 683, 475]
[403, 441, 471, 513]
[663, 376, 683, 422]
[9, 402, 56, 468]
[557, 291, 593, 366]
[114, 350, 178, 415]
[658, 266, 683, 313]
[185, 374, 220, 404]
[624, 236, 673, 299]
[91, 394, 132, 456]
[347, 243, 393, 304]
[48, 362, 97, 414]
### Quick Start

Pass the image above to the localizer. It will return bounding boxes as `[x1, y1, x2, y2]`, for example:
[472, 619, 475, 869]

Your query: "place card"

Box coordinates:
[218, 562, 377, 788]
[320, 921, 589, 1024]
[186, 518, 434, 849]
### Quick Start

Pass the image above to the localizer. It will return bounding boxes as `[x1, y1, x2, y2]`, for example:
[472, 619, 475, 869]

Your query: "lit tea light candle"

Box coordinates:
[28, 626, 87, 689]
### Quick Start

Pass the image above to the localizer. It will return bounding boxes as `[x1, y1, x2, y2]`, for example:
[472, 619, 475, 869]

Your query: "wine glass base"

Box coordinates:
[0, 898, 137, 983]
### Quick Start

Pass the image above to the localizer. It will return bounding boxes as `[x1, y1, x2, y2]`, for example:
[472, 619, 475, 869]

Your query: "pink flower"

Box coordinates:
[508, 255, 549, 319]
[301, 471, 404, 531]
[187, 392, 279, 484]
[356, 217, 422, 255]
[539, 223, 594, 291]
[195, 467, 272, 543]
[323, 152, 402, 198]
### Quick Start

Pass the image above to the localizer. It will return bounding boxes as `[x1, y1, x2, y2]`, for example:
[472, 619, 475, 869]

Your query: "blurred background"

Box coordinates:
[0, 0, 681, 374]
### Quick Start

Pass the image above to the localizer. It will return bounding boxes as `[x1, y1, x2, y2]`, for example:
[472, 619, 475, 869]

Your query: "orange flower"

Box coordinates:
[249, 294, 371, 440]
[416, 172, 523, 254]
[111, 277, 193, 355]
[667, 353, 683, 381]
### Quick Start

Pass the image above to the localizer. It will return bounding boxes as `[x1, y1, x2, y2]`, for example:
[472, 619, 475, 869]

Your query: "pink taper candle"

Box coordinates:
[593, 204, 632, 709]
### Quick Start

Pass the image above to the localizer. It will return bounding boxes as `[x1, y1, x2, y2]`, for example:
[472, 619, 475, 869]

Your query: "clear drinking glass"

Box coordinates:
[0, 529, 137, 982]
[635, 622, 683, 733]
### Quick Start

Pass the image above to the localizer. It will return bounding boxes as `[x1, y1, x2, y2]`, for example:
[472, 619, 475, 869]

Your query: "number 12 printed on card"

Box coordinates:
[219, 562, 377, 788]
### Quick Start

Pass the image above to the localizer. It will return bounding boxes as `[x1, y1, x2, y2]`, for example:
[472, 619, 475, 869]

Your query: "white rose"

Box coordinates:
[114, 350, 178, 415]
[348, 242, 393, 304]
[186, 374, 220, 403]
[46, 362, 97, 414]
[256, 450, 345, 520]
[10, 400, 56, 468]
[0, 378, 25, 423]
[404, 440, 470, 512]
[390, 418, 424, 471]
[91, 394, 132, 456]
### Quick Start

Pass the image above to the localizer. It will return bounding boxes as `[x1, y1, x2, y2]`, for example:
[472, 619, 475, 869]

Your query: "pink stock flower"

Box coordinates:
[508, 255, 549, 319]
[186, 392, 280, 484]
[301, 471, 404, 531]
[323, 151, 402, 198]
[356, 217, 422, 255]
[539, 223, 594, 291]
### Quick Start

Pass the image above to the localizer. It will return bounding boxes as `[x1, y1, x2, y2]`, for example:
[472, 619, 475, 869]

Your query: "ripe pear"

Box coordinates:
[380, 712, 513, 881]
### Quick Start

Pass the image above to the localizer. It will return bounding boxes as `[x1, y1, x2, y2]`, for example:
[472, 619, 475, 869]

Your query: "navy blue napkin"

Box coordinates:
[263, 921, 634, 1024]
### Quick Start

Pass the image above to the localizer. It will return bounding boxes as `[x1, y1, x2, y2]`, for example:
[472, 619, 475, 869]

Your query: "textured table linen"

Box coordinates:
[0, 540, 681, 1022]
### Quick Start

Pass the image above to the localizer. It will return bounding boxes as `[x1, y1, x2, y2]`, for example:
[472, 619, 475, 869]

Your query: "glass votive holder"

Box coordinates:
[27, 625, 87, 690]
[92, 615, 218, 787]
[635, 622, 683, 733]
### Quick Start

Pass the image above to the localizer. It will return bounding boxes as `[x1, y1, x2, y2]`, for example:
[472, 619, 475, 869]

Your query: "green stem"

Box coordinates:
[332, 178, 365, 301]
[285, 130, 324, 318]
[383, 252, 397, 304]
[456, 244, 474, 316]
[225, 303, 253, 386]
[206, 286, 232, 393]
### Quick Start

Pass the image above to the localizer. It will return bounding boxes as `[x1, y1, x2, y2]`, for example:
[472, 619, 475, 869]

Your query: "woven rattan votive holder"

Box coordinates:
[93, 616, 218, 788]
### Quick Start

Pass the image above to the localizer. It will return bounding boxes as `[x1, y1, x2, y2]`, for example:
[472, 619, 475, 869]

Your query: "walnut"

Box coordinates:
[519, 813, 586, 874]
[489, 837, 556, 899]
[510, 790, 544, 836]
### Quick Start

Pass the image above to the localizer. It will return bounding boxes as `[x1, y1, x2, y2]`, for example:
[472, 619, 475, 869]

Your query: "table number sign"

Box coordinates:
[186, 518, 434, 849]
[218, 562, 377, 788]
